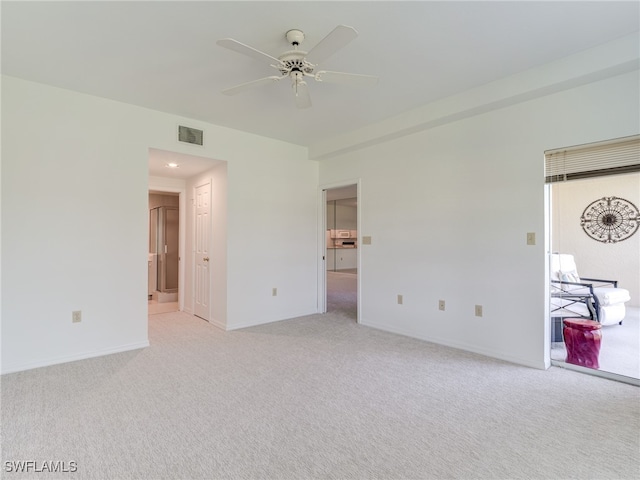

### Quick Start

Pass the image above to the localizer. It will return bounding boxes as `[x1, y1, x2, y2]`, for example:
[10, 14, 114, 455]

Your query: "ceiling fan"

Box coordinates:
[217, 25, 378, 109]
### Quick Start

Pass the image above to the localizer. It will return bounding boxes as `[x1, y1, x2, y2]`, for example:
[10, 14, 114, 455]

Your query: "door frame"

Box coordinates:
[318, 179, 362, 323]
[545, 180, 640, 386]
[148, 183, 186, 312]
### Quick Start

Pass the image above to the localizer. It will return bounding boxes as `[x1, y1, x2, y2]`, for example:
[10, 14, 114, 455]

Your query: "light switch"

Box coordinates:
[362, 236, 372, 245]
[527, 232, 535, 245]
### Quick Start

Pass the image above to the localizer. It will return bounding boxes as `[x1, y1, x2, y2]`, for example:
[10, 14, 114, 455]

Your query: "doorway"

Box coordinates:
[547, 174, 639, 383]
[321, 183, 360, 322]
[148, 192, 180, 315]
[545, 136, 640, 385]
[148, 147, 225, 324]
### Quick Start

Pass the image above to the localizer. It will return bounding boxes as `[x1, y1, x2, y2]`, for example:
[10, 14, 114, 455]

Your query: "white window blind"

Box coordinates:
[545, 135, 640, 183]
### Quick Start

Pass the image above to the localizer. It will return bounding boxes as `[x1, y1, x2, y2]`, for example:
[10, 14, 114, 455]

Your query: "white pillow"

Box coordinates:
[560, 271, 581, 283]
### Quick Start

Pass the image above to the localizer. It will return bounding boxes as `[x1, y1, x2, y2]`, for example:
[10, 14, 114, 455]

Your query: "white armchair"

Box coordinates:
[550, 253, 631, 327]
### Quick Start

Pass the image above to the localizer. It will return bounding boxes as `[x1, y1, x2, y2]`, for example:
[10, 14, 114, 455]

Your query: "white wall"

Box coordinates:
[224, 151, 319, 329]
[1, 76, 316, 373]
[334, 203, 357, 230]
[149, 193, 179, 210]
[551, 173, 640, 306]
[319, 70, 640, 369]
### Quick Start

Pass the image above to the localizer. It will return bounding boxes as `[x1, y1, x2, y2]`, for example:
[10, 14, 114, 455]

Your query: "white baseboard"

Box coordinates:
[226, 309, 318, 331]
[361, 321, 547, 370]
[1, 340, 150, 375]
[207, 317, 226, 331]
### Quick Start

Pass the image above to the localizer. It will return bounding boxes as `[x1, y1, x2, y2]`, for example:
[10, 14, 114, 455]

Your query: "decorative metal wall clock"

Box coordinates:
[580, 196, 639, 243]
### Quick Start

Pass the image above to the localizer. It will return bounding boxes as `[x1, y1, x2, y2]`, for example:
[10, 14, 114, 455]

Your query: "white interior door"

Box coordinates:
[194, 181, 211, 320]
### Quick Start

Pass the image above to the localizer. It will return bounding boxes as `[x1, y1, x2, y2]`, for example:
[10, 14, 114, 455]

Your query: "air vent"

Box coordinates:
[178, 125, 203, 146]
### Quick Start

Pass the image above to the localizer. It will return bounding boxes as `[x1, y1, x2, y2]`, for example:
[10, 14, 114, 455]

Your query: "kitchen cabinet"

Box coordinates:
[327, 197, 357, 271]
[336, 248, 357, 270]
[326, 248, 357, 271]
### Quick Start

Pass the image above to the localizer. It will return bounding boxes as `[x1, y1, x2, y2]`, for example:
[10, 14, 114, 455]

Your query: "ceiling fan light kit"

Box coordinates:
[217, 25, 378, 109]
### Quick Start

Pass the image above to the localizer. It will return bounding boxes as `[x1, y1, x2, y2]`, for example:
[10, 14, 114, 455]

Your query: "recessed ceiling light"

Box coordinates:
[165, 163, 180, 168]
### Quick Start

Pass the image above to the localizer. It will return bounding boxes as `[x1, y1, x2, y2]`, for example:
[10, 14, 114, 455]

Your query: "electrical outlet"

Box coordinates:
[475, 305, 483, 317]
[527, 232, 536, 245]
[72, 310, 82, 323]
[397, 294, 403, 305]
[272, 288, 277, 297]
[438, 300, 445, 311]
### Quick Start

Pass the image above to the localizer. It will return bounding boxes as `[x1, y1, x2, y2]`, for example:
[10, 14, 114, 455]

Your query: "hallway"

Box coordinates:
[327, 271, 357, 320]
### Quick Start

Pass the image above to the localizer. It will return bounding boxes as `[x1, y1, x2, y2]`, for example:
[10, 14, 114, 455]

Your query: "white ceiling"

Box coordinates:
[148, 147, 223, 179]
[2, 1, 639, 154]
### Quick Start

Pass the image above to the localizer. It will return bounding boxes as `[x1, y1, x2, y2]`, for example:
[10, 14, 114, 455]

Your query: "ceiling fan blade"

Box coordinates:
[217, 38, 282, 66]
[314, 71, 378, 87]
[293, 81, 311, 109]
[222, 76, 283, 95]
[305, 25, 358, 65]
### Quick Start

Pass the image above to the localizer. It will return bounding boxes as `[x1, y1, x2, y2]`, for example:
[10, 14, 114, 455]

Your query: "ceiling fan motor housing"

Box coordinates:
[285, 29, 305, 46]
[277, 51, 314, 76]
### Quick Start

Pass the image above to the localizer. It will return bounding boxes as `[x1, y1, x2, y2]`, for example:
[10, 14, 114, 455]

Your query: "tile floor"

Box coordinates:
[551, 306, 640, 380]
[148, 300, 179, 315]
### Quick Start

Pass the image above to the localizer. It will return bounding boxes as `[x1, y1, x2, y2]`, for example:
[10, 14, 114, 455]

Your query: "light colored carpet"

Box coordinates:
[2, 308, 639, 479]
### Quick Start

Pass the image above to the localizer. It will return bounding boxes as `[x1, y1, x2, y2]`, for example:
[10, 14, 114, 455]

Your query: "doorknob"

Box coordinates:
[203, 257, 209, 262]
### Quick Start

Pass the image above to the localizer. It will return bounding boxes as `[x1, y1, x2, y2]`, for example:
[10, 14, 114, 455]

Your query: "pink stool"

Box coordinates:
[563, 318, 602, 369]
